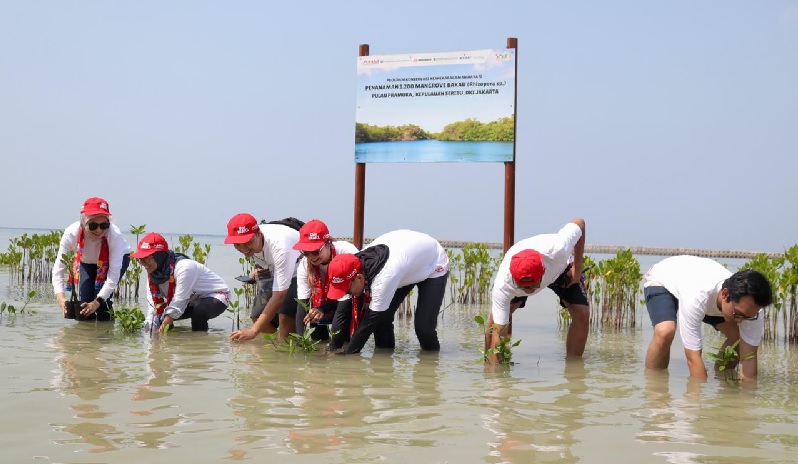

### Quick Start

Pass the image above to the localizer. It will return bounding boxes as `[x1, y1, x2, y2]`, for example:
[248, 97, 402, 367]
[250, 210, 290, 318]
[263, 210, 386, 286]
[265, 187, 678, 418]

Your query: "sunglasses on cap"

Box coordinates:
[87, 221, 111, 231]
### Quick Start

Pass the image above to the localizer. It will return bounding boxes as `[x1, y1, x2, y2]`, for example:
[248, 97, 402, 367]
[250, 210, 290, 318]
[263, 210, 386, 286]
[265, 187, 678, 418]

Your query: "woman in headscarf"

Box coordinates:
[52, 197, 131, 320]
[131, 232, 230, 332]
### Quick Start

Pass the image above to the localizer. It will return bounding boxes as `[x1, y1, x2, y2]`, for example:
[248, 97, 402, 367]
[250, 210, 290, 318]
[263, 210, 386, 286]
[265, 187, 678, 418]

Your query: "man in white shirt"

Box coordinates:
[131, 232, 230, 332]
[487, 219, 588, 363]
[643, 255, 773, 381]
[225, 213, 301, 342]
[325, 229, 449, 354]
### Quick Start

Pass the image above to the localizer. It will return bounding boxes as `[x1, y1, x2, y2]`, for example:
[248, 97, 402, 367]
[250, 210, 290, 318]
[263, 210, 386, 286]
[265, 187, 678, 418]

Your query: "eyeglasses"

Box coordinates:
[732, 307, 759, 321]
[87, 221, 111, 231]
[302, 242, 328, 258]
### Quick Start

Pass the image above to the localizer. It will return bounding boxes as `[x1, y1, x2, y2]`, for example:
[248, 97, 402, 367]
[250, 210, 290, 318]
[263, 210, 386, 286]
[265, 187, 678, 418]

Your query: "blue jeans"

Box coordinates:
[78, 254, 131, 321]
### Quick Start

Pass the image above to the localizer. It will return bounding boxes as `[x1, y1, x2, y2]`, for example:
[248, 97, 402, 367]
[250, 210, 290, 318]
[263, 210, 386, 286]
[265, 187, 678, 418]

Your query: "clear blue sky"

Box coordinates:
[1, 1, 796, 252]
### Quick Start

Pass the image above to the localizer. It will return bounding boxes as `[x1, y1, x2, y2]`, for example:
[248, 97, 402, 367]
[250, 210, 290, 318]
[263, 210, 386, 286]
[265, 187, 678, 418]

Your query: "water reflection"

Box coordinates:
[49, 323, 127, 453]
[481, 360, 588, 463]
[226, 345, 449, 459]
[636, 371, 702, 452]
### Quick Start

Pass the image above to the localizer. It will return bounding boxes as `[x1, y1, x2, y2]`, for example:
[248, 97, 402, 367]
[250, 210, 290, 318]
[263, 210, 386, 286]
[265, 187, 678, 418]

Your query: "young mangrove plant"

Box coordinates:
[109, 306, 146, 333]
[238, 257, 257, 310]
[0, 290, 38, 318]
[116, 224, 147, 303]
[174, 234, 212, 265]
[447, 244, 502, 305]
[227, 287, 244, 331]
[475, 314, 520, 365]
[739, 252, 781, 341]
[0, 230, 61, 284]
[706, 340, 754, 385]
[586, 250, 641, 331]
[740, 244, 798, 343]
[262, 325, 321, 355]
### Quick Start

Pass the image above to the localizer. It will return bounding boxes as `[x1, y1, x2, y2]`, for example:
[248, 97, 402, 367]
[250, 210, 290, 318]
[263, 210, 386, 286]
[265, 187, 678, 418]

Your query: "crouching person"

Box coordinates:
[131, 232, 230, 332]
[325, 229, 449, 354]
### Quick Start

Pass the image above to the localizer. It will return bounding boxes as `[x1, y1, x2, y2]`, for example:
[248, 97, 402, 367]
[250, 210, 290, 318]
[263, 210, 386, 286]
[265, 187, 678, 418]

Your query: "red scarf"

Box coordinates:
[70, 228, 110, 286]
[310, 244, 337, 308]
[148, 259, 176, 315]
[350, 289, 370, 337]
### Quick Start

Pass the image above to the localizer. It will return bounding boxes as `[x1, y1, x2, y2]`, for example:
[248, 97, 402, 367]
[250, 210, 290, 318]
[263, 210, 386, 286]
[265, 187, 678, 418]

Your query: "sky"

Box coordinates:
[1, 1, 796, 253]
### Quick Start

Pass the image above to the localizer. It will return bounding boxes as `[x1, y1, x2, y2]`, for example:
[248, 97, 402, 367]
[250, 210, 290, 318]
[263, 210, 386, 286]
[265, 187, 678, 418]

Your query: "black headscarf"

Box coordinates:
[149, 250, 189, 284]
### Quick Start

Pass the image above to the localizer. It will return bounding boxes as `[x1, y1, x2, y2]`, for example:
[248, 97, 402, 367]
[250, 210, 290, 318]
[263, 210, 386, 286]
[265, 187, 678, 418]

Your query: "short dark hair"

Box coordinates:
[722, 269, 773, 308]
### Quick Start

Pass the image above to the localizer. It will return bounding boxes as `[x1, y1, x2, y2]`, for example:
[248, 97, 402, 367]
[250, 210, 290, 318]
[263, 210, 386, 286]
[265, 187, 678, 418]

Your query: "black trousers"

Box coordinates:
[331, 272, 448, 353]
[175, 297, 228, 331]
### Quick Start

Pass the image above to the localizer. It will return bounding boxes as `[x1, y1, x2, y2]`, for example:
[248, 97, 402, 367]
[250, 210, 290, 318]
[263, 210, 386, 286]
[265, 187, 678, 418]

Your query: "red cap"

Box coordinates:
[510, 249, 545, 285]
[81, 197, 111, 217]
[293, 219, 331, 251]
[131, 232, 169, 258]
[326, 254, 362, 300]
[224, 213, 259, 244]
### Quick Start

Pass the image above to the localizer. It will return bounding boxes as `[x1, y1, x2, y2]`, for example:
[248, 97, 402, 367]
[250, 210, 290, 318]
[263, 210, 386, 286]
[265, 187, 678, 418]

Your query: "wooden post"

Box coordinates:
[354, 44, 369, 249]
[504, 37, 518, 253]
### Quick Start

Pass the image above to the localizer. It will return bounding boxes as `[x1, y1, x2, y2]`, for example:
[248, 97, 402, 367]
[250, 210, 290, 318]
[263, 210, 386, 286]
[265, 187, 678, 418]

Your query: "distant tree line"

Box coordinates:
[355, 115, 514, 143]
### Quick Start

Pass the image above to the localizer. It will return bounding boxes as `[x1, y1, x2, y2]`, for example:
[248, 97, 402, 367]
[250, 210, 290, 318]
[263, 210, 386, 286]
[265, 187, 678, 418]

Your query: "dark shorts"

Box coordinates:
[511, 264, 589, 309]
[251, 276, 298, 326]
[644, 286, 724, 329]
[250, 276, 274, 319]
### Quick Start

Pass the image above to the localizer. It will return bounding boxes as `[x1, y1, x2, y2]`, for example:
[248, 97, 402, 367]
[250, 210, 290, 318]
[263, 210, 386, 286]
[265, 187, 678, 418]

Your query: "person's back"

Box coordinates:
[366, 229, 449, 299]
[644, 255, 730, 306]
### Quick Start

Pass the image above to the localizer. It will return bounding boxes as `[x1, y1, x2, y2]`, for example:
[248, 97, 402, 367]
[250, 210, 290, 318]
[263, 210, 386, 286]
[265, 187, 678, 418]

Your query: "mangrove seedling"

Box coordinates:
[262, 326, 321, 355]
[475, 314, 520, 365]
[109, 306, 146, 333]
[707, 339, 754, 384]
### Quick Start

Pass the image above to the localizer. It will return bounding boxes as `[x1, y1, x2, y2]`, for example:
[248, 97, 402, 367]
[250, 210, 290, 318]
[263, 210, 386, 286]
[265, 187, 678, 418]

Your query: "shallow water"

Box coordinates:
[2, 228, 798, 463]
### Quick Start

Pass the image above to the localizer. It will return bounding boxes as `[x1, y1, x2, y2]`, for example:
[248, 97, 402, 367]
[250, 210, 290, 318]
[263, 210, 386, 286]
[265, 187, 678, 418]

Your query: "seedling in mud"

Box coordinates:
[0, 290, 38, 318]
[110, 306, 146, 333]
[227, 287, 246, 331]
[475, 314, 521, 365]
[707, 339, 754, 384]
[263, 326, 321, 355]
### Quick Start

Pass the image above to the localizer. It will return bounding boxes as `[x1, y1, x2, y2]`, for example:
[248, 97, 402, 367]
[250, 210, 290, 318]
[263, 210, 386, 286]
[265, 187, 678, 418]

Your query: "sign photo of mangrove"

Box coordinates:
[355, 49, 516, 163]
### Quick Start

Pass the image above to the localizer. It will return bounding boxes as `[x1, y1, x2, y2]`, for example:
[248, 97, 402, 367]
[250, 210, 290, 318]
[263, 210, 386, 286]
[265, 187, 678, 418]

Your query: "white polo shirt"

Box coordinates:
[146, 259, 230, 322]
[297, 240, 359, 300]
[643, 255, 764, 350]
[51, 221, 132, 301]
[251, 224, 301, 292]
[365, 230, 449, 312]
[491, 222, 583, 325]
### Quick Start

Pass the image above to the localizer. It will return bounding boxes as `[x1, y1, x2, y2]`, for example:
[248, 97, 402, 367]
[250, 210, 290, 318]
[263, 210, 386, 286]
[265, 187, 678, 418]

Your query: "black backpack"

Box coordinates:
[262, 217, 305, 231]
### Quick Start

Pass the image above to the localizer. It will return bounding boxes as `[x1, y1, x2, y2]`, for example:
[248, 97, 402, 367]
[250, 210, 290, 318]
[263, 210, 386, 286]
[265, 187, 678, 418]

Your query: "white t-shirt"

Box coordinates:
[51, 221, 132, 301]
[643, 255, 764, 350]
[297, 240, 359, 301]
[250, 225, 301, 292]
[145, 258, 230, 322]
[365, 230, 449, 312]
[491, 222, 583, 325]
